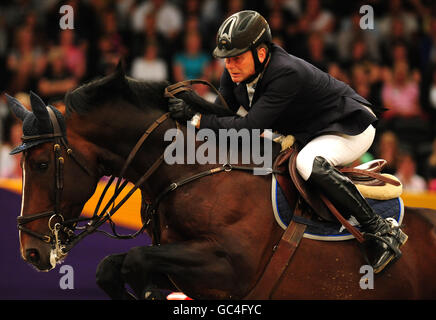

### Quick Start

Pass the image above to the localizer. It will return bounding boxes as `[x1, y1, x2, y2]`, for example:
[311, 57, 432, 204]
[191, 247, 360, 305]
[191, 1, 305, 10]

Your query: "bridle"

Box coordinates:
[17, 106, 95, 258]
[18, 80, 278, 257]
[17, 104, 174, 257]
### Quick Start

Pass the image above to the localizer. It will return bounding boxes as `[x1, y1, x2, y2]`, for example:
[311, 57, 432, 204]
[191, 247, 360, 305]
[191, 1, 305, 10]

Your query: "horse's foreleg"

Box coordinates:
[121, 241, 239, 300]
[96, 252, 177, 299]
[95, 253, 136, 299]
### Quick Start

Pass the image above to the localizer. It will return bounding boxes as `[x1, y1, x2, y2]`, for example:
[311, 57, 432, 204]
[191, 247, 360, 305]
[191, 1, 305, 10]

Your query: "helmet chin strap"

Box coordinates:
[243, 46, 271, 84]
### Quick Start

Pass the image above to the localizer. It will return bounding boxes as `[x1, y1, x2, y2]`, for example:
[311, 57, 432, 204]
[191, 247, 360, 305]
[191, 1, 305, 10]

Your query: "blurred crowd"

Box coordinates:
[0, 0, 436, 192]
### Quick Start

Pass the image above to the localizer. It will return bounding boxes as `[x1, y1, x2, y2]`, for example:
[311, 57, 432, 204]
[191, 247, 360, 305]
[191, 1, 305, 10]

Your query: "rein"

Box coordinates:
[164, 79, 230, 109]
[63, 112, 176, 251]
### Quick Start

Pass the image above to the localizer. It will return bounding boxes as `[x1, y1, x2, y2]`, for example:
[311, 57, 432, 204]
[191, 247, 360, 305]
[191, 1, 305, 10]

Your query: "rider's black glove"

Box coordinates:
[168, 97, 197, 122]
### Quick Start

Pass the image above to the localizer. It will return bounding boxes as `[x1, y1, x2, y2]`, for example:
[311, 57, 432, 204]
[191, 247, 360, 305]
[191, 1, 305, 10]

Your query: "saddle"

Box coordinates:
[244, 144, 402, 299]
[273, 144, 402, 226]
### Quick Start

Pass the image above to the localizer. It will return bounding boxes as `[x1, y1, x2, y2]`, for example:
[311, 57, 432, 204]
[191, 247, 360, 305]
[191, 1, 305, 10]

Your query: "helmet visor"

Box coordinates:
[212, 46, 249, 59]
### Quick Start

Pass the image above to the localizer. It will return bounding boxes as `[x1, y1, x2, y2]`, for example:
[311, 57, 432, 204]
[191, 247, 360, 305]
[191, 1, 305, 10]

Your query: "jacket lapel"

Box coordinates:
[233, 84, 249, 109]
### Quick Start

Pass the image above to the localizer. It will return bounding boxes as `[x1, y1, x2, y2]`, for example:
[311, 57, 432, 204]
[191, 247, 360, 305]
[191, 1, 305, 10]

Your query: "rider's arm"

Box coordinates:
[199, 69, 301, 131]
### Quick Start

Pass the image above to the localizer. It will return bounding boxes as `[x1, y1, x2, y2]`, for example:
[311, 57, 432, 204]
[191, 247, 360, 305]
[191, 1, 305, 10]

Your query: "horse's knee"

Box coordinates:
[96, 253, 126, 289]
[121, 246, 151, 279]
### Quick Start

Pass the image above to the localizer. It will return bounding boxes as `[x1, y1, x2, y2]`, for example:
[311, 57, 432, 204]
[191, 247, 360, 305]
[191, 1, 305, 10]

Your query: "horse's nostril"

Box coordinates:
[26, 248, 40, 263]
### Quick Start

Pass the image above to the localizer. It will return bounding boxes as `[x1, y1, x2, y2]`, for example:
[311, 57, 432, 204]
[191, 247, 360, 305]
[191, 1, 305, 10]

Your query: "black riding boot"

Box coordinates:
[308, 156, 408, 273]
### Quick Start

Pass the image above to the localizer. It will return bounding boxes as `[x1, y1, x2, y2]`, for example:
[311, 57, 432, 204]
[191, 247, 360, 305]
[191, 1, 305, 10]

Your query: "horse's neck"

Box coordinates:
[66, 106, 166, 178]
[144, 124, 217, 195]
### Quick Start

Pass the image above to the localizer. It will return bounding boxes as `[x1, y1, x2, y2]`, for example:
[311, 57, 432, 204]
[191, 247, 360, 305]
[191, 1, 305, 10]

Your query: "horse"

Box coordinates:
[8, 65, 436, 299]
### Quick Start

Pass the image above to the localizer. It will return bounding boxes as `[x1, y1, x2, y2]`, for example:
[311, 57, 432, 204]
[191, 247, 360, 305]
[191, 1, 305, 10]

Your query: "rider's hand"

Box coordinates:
[168, 97, 197, 122]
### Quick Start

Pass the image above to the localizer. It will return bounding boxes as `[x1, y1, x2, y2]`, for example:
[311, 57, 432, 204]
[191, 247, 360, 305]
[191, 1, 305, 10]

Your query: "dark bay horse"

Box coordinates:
[9, 66, 436, 299]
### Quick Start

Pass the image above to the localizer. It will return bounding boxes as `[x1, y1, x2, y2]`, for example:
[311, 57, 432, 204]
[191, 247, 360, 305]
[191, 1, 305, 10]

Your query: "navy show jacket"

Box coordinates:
[199, 44, 378, 146]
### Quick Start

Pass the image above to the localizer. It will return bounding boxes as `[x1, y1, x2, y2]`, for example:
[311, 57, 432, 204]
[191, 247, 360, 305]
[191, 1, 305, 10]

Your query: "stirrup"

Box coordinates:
[362, 220, 408, 273]
[363, 231, 402, 257]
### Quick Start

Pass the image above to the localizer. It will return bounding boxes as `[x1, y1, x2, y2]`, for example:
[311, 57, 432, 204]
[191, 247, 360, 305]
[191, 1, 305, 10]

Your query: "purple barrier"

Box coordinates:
[0, 188, 152, 300]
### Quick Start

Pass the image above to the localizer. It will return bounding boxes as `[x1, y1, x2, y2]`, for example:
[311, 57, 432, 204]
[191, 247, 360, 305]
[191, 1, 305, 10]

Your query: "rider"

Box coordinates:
[168, 10, 407, 273]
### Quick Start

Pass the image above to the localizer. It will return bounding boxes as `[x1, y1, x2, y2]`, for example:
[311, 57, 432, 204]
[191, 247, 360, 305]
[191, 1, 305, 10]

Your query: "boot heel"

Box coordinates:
[398, 230, 408, 246]
[373, 250, 402, 274]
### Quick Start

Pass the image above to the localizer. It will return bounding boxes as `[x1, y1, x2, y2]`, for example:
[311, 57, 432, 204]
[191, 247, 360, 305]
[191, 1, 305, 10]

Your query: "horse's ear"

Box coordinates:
[112, 60, 129, 91]
[5, 93, 30, 121]
[115, 60, 125, 77]
[29, 91, 51, 130]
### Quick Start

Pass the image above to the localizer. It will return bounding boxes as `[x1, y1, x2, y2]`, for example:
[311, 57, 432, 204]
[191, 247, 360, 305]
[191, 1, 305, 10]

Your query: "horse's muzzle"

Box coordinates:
[25, 248, 40, 264]
[23, 245, 56, 272]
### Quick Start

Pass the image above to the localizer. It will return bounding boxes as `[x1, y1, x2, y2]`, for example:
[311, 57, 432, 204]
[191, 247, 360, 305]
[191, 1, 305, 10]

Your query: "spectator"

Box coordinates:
[305, 32, 329, 72]
[266, 1, 297, 44]
[199, 0, 224, 47]
[345, 38, 382, 90]
[205, 58, 225, 88]
[428, 68, 436, 134]
[281, 0, 303, 17]
[426, 138, 436, 191]
[6, 26, 46, 93]
[380, 14, 420, 69]
[44, 0, 100, 77]
[114, 0, 136, 32]
[298, 0, 335, 44]
[132, 11, 168, 61]
[378, 0, 419, 43]
[381, 61, 422, 119]
[173, 32, 211, 83]
[131, 0, 183, 42]
[351, 64, 372, 101]
[0, 119, 22, 179]
[395, 152, 427, 192]
[289, 0, 335, 57]
[328, 63, 350, 85]
[58, 29, 87, 80]
[337, 12, 380, 63]
[419, 16, 436, 69]
[182, 0, 203, 17]
[96, 35, 122, 76]
[390, 41, 411, 67]
[131, 41, 168, 81]
[38, 47, 78, 103]
[376, 131, 400, 175]
[350, 62, 383, 107]
[224, 0, 246, 17]
[100, 10, 128, 60]
[0, 14, 8, 58]
[173, 14, 204, 54]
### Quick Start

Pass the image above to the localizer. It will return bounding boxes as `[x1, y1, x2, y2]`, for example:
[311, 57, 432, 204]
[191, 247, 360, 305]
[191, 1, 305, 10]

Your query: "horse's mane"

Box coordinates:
[65, 65, 235, 118]
[64, 67, 170, 116]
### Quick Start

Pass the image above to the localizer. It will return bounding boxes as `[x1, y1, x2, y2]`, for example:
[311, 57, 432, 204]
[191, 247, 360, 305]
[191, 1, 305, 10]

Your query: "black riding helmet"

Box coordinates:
[213, 10, 272, 80]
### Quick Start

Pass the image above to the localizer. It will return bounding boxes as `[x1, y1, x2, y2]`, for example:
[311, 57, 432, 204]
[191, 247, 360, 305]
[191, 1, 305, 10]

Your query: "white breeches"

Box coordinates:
[296, 124, 376, 181]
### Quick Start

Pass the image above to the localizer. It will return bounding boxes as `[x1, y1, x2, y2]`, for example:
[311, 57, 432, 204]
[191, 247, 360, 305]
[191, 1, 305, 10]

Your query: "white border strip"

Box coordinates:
[271, 175, 288, 230]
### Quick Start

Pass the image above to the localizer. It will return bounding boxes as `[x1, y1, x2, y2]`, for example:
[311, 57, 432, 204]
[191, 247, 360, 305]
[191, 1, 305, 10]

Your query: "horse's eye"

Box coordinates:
[38, 162, 49, 171]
